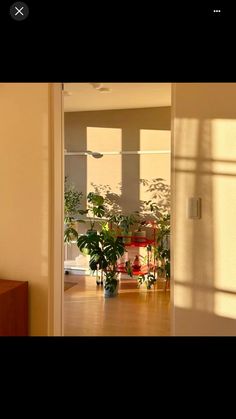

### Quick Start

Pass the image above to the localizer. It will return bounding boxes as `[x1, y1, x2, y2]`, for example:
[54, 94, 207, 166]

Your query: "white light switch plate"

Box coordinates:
[187, 197, 201, 219]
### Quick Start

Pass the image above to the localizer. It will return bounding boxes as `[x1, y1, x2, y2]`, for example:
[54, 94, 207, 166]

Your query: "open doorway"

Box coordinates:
[63, 83, 171, 335]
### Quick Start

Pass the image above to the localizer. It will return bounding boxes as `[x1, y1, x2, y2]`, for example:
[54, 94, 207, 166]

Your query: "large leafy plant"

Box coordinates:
[87, 192, 106, 230]
[153, 213, 170, 280]
[108, 213, 138, 235]
[77, 223, 126, 293]
[64, 178, 87, 243]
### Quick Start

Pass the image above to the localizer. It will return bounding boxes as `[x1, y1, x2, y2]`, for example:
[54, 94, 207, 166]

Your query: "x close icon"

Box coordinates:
[10, 2, 29, 21]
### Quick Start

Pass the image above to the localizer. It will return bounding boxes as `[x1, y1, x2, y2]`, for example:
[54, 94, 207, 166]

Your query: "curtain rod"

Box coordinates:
[65, 150, 170, 156]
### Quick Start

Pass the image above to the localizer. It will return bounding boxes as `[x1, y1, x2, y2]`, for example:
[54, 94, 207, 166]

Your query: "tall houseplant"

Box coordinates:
[153, 213, 170, 283]
[77, 223, 126, 297]
[86, 192, 106, 234]
[64, 178, 87, 243]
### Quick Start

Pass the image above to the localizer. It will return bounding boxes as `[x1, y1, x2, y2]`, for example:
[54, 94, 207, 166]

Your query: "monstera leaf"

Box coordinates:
[77, 225, 126, 278]
[77, 233, 100, 254]
[64, 226, 78, 243]
[89, 252, 108, 271]
[103, 237, 125, 265]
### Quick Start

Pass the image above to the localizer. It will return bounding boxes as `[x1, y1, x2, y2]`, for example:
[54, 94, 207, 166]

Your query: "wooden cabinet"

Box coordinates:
[0, 279, 28, 336]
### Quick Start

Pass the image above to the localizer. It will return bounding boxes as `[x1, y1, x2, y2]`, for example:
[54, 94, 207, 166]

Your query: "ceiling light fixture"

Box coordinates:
[89, 83, 112, 93]
[86, 150, 103, 158]
[64, 150, 103, 158]
[63, 91, 72, 96]
[90, 83, 103, 90]
[98, 87, 112, 93]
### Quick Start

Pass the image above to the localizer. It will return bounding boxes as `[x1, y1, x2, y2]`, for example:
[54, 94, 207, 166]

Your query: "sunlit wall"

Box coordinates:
[140, 129, 170, 203]
[0, 83, 53, 335]
[87, 127, 122, 202]
[173, 83, 236, 335]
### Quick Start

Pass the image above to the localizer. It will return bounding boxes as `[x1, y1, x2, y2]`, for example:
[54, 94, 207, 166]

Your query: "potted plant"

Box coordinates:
[118, 213, 137, 244]
[153, 213, 170, 288]
[77, 223, 127, 297]
[86, 192, 106, 235]
[64, 178, 87, 243]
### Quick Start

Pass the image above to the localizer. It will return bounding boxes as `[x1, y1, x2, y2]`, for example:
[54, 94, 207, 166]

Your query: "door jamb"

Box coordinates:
[49, 83, 64, 336]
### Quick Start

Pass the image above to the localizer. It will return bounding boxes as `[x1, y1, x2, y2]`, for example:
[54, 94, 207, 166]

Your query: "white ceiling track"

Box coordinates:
[64, 150, 170, 156]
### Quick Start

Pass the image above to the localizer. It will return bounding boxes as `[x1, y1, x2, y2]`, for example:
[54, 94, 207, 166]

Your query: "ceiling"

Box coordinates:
[63, 83, 171, 112]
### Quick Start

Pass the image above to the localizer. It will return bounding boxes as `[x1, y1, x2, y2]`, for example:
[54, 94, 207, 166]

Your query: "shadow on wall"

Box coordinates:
[90, 182, 123, 215]
[139, 178, 170, 217]
[174, 116, 236, 335]
[90, 178, 170, 218]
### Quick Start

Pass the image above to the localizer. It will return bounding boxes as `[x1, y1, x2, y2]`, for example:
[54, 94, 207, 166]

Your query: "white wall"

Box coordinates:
[172, 83, 236, 335]
[0, 83, 62, 336]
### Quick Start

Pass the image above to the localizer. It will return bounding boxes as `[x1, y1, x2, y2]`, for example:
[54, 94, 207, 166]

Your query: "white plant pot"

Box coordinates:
[104, 280, 119, 298]
[134, 230, 146, 243]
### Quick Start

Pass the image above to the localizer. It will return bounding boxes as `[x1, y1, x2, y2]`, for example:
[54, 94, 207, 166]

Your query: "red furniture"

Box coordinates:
[116, 230, 156, 277]
[0, 279, 28, 336]
[117, 236, 155, 247]
[116, 262, 154, 276]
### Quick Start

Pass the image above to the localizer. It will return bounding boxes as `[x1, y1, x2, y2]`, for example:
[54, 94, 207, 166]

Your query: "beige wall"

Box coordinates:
[65, 107, 171, 210]
[0, 83, 57, 336]
[172, 83, 236, 335]
[64, 107, 171, 262]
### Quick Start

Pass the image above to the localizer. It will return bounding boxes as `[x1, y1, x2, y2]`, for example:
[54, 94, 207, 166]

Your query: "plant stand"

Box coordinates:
[116, 227, 157, 288]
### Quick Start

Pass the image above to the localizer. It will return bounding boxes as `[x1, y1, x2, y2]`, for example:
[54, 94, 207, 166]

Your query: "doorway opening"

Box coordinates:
[63, 83, 171, 335]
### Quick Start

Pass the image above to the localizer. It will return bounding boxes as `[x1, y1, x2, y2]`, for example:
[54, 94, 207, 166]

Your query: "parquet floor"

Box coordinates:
[64, 275, 170, 336]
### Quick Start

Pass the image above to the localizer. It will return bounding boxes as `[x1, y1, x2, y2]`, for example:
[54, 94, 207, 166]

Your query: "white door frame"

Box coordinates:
[49, 83, 64, 336]
[170, 83, 175, 336]
[49, 83, 175, 336]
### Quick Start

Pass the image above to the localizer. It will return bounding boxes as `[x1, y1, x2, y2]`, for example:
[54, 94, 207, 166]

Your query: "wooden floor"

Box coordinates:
[64, 275, 171, 336]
